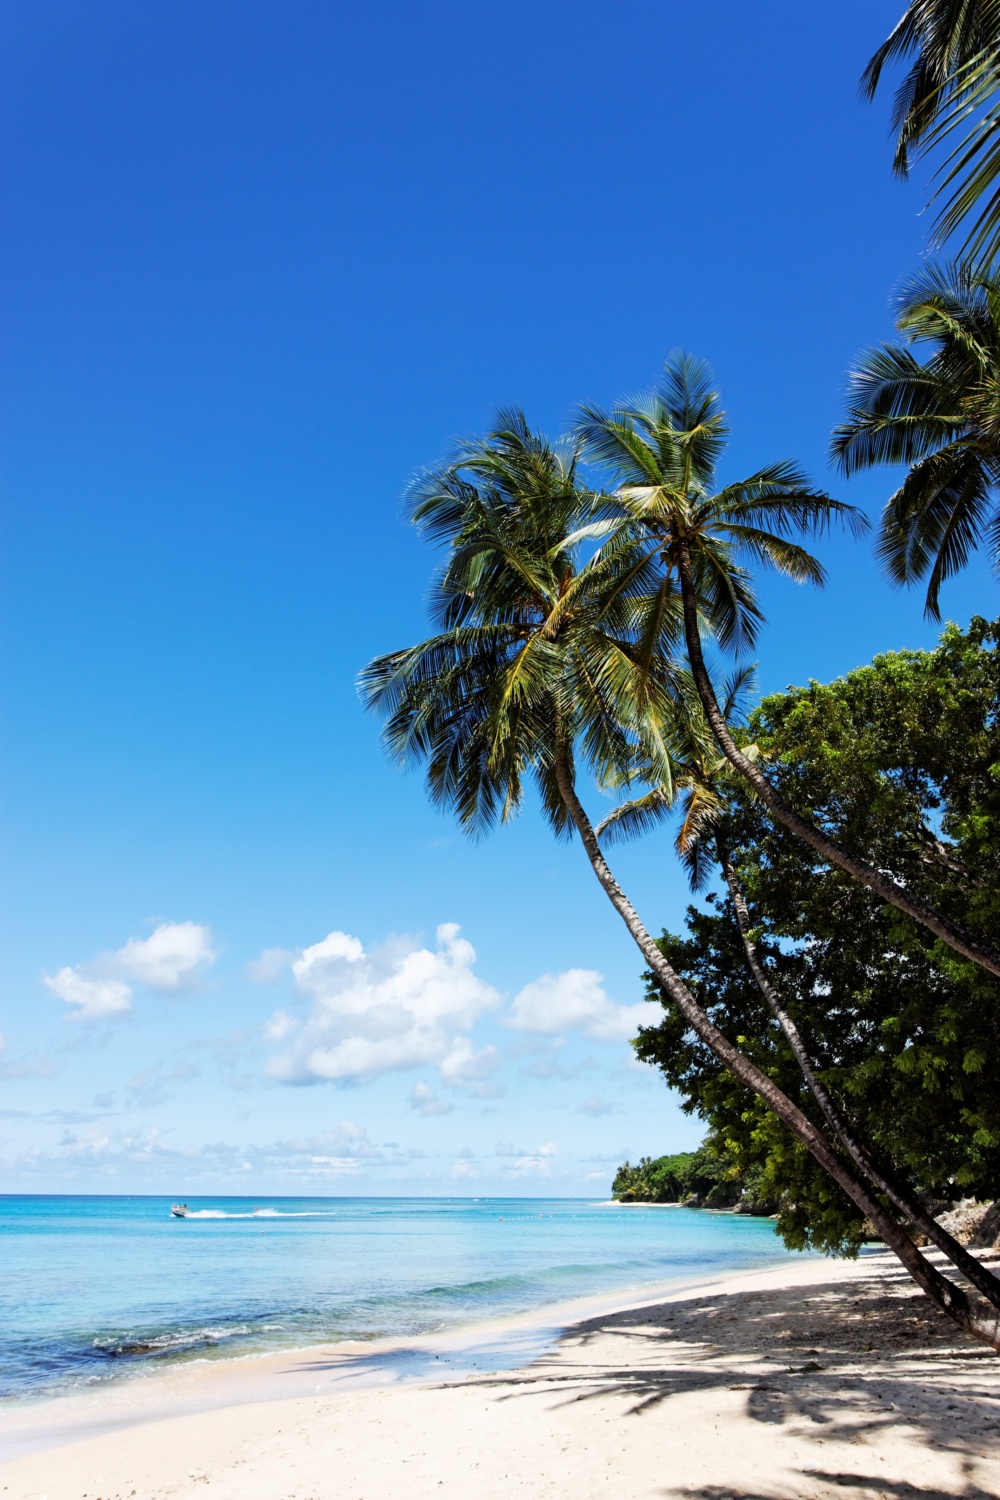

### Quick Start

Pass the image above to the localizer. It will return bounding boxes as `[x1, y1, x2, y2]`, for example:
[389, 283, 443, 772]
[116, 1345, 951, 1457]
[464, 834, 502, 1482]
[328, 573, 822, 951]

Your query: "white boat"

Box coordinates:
[170, 1203, 189, 1217]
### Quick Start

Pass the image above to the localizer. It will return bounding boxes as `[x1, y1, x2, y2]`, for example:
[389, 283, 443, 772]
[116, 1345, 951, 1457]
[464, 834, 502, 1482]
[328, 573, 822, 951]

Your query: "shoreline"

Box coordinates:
[0, 1250, 818, 1462]
[6, 1248, 998, 1500]
[1, 1195, 794, 1418]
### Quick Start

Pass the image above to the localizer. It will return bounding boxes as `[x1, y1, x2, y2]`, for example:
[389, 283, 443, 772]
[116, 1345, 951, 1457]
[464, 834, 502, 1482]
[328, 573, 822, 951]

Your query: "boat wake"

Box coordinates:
[176, 1209, 338, 1219]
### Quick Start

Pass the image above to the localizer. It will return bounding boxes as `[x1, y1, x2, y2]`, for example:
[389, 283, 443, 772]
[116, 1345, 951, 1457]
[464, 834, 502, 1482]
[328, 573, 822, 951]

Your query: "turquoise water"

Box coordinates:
[0, 1196, 798, 1401]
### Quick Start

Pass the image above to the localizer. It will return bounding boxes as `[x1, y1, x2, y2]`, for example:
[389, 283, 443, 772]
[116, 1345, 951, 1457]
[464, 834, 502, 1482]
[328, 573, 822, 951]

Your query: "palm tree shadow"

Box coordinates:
[463, 1260, 1000, 1464]
[678, 1481, 994, 1500]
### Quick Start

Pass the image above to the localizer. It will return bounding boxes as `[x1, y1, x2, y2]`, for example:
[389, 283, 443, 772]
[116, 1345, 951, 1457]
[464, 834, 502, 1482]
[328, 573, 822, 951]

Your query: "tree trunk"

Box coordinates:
[674, 540, 1000, 980]
[713, 831, 1000, 1311]
[552, 750, 1000, 1351]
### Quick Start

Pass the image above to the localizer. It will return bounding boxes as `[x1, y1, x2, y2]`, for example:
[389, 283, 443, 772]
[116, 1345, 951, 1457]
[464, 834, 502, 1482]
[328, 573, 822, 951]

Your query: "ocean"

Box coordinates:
[0, 1195, 800, 1403]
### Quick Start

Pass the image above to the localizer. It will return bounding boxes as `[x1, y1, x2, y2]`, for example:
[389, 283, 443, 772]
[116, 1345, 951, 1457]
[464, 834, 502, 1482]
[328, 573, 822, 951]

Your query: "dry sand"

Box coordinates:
[2, 1250, 999, 1500]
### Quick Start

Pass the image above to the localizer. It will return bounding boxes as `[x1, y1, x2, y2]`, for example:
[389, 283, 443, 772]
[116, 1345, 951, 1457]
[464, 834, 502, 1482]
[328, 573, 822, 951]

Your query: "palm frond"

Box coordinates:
[861, 3, 1000, 187]
[596, 787, 674, 846]
[833, 345, 967, 473]
[721, 525, 827, 586]
[693, 545, 764, 655]
[838, 260, 1000, 613]
[720, 663, 758, 724]
[876, 441, 994, 615]
[574, 405, 671, 489]
[715, 472, 869, 540]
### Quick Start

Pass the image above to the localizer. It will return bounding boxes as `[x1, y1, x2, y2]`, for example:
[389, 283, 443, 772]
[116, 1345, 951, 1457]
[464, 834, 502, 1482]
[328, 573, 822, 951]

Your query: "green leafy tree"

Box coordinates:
[576, 353, 1000, 979]
[634, 618, 1000, 1254]
[361, 412, 1000, 1348]
[598, 661, 1000, 1300]
[834, 262, 1000, 621]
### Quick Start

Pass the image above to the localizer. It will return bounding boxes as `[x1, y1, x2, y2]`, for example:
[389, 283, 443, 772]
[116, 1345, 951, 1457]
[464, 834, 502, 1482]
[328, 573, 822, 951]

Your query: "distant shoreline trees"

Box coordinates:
[611, 1146, 777, 1214]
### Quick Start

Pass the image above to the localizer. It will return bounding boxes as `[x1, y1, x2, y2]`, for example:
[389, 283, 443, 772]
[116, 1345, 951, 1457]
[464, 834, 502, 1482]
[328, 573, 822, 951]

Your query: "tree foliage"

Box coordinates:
[358, 410, 681, 838]
[633, 617, 1000, 1255]
[611, 1144, 775, 1211]
[863, 0, 1000, 264]
[834, 263, 1000, 620]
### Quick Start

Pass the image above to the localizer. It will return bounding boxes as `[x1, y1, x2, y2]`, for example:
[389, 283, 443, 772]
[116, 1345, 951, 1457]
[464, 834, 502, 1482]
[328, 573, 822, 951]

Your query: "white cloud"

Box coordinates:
[127, 1058, 200, 1108]
[262, 1009, 296, 1042]
[266, 923, 501, 1085]
[0, 1120, 385, 1183]
[0, 1038, 57, 1080]
[44, 921, 216, 1021]
[438, 1037, 501, 1095]
[508, 969, 646, 1042]
[117, 922, 216, 991]
[44, 969, 132, 1020]
[292, 931, 365, 982]
[409, 1081, 453, 1116]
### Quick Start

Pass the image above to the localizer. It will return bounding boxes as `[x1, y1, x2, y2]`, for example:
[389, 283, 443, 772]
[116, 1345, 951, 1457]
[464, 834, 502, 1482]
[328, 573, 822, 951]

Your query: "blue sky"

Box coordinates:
[1, 0, 993, 1196]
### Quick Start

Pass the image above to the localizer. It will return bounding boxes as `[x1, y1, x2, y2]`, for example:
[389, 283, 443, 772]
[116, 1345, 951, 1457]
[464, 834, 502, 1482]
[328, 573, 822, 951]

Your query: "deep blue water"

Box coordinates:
[0, 1196, 799, 1401]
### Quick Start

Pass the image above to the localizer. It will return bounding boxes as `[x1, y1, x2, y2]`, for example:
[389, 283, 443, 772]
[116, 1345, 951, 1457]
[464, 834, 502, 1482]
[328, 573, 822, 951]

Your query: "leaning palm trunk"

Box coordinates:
[674, 541, 1000, 981]
[553, 750, 1000, 1351]
[713, 832, 1000, 1312]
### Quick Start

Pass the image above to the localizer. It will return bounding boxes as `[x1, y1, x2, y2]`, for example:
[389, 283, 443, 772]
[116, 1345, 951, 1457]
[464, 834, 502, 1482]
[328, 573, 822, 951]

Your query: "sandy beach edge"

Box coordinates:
[0, 1249, 825, 1461]
[3, 1248, 999, 1499]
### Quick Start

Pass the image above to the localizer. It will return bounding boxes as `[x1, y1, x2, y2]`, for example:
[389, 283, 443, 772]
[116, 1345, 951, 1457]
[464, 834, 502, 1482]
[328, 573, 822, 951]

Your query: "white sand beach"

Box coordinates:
[3, 1250, 999, 1500]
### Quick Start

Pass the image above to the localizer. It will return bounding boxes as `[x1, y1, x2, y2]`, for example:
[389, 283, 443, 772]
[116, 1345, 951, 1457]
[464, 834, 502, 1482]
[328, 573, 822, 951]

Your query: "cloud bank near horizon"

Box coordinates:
[11, 914, 682, 1192]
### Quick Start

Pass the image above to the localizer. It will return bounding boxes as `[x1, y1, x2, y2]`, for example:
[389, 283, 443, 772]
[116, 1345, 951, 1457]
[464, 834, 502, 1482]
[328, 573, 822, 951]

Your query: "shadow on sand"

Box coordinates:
[450, 1258, 999, 1479]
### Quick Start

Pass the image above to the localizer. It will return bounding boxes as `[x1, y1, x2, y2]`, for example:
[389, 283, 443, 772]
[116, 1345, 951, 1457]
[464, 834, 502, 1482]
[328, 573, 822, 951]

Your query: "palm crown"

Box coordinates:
[583, 356, 1000, 983]
[575, 353, 864, 658]
[358, 411, 682, 837]
[833, 261, 1000, 618]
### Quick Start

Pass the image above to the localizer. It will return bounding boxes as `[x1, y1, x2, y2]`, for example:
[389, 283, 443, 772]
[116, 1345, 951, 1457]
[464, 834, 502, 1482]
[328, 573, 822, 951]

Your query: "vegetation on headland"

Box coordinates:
[362, 4, 1000, 1352]
[611, 1145, 777, 1214]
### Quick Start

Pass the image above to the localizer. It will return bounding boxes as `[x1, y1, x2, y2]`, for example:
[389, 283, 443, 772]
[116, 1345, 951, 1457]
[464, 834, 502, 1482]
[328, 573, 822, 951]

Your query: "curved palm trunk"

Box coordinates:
[552, 750, 1000, 1351]
[713, 832, 1000, 1311]
[674, 541, 1000, 980]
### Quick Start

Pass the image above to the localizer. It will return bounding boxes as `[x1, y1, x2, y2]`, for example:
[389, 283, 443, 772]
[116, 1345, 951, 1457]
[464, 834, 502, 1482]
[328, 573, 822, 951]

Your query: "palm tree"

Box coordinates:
[597, 672, 1000, 1310]
[358, 410, 678, 839]
[863, 1, 1000, 264]
[360, 410, 1000, 1349]
[574, 352, 1000, 979]
[833, 261, 1000, 619]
